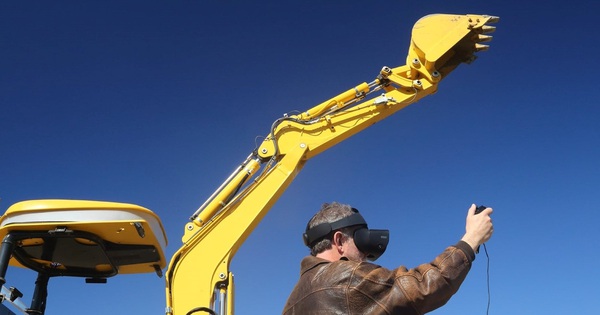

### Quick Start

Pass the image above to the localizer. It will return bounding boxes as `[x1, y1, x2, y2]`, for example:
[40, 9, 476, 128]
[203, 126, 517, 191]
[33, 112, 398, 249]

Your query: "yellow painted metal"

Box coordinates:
[0, 199, 167, 274]
[408, 14, 499, 77]
[227, 271, 235, 315]
[166, 143, 308, 314]
[258, 66, 434, 162]
[189, 158, 261, 234]
[298, 82, 371, 120]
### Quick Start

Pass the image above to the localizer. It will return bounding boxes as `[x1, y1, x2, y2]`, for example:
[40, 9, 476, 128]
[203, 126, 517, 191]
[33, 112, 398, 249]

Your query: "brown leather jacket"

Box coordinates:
[283, 241, 475, 315]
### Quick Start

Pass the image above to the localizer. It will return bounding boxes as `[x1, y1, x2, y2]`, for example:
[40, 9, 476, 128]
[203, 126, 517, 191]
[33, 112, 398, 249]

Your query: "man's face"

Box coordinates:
[342, 236, 367, 262]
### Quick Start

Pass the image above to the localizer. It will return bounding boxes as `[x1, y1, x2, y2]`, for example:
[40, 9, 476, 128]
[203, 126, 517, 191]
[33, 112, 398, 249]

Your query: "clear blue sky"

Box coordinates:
[1, 1, 599, 314]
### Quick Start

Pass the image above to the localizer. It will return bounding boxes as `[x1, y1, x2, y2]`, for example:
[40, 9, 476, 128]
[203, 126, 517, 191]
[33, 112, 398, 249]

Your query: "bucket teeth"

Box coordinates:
[485, 15, 500, 24]
[476, 34, 493, 43]
[475, 44, 490, 52]
[481, 25, 497, 34]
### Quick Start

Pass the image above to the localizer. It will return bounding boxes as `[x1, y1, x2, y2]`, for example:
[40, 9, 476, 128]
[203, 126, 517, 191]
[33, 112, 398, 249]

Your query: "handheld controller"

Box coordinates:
[473, 205, 488, 254]
[475, 205, 487, 214]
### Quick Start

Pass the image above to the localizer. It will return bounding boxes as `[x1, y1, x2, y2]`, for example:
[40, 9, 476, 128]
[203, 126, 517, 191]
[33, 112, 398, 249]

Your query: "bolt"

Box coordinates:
[300, 143, 306, 148]
[261, 148, 268, 154]
[186, 224, 194, 231]
[412, 58, 420, 65]
[219, 273, 226, 279]
[432, 71, 440, 78]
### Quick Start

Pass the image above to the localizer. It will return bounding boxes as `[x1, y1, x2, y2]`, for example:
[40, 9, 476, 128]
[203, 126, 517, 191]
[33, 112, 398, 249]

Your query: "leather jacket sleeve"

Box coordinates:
[283, 241, 475, 315]
[360, 241, 475, 314]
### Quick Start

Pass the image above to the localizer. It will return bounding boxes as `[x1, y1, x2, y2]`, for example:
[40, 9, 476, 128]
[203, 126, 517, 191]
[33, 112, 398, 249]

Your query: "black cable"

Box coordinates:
[185, 307, 216, 315]
[482, 243, 490, 315]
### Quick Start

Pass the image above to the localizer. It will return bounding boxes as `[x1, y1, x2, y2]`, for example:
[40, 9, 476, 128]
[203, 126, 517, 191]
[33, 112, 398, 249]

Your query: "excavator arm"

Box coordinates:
[165, 14, 498, 315]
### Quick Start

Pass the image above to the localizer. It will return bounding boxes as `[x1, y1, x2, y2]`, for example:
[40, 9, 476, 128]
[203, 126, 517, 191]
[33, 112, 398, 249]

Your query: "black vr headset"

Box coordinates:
[302, 208, 389, 261]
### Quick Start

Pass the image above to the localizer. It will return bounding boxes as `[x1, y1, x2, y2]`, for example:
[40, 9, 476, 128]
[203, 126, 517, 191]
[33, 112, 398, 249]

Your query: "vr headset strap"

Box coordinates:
[303, 212, 367, 246]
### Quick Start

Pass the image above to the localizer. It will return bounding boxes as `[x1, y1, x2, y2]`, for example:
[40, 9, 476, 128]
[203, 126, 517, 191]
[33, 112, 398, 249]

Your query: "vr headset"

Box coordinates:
[303, 208, 389, 261]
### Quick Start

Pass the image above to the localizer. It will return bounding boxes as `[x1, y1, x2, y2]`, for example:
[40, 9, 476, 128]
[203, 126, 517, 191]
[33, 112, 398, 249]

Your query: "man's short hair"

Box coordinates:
[307, 202, 356, 256]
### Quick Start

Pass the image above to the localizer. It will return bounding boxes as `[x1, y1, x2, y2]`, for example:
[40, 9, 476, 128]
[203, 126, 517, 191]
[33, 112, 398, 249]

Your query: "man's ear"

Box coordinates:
[332, 231, 345, 253]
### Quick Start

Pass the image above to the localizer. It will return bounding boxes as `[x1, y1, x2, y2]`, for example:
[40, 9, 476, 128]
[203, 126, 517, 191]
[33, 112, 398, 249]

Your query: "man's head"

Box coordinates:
[303, 202, 389, 262]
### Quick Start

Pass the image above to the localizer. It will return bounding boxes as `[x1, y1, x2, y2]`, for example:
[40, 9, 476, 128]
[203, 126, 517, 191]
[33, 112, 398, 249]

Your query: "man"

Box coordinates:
[283, 202, 494, 315]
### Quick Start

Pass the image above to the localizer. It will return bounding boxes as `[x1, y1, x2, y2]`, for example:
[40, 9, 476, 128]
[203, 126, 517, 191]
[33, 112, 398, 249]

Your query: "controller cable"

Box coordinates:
[482, 243, 490, 315]
[475, 205, 491, 315]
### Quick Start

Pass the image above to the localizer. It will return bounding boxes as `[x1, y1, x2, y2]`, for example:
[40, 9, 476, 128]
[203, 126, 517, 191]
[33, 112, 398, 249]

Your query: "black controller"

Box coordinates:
[475, 205, 487, 214]
[473, 205, 489, 254]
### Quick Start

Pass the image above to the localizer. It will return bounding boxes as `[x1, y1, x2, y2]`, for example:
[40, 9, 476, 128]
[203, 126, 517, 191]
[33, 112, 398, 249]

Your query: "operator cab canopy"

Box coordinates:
[0, 199, 167, 279]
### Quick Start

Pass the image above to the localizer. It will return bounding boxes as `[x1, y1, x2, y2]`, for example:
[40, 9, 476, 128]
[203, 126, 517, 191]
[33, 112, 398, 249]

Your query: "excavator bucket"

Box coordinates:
[408, 14, 499, 77]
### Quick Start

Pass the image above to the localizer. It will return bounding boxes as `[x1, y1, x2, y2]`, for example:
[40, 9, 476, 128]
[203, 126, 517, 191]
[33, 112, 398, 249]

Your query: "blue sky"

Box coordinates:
[1, 1, 599, 314]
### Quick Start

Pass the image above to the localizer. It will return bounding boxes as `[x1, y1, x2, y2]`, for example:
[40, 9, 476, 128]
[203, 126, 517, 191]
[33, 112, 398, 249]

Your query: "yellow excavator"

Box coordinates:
[0, 14, 498, 315]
